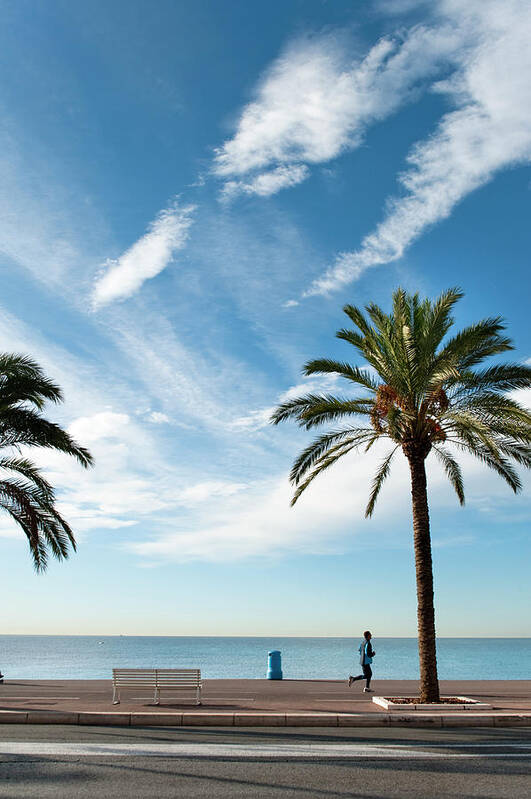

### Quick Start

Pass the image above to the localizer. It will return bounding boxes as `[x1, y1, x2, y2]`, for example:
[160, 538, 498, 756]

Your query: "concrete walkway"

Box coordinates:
[1, 679, 530, 727]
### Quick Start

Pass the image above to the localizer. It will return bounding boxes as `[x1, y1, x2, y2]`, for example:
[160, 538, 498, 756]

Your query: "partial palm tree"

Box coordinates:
[0, 353, 93, 572]
[271, 288, 531, 703]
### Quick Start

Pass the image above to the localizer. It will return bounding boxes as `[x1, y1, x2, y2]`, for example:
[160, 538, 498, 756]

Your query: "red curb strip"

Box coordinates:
[1, 711, 530, 727]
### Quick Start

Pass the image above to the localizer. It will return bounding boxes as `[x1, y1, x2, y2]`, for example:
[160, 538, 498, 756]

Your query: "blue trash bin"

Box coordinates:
[267, 650, 282, 680]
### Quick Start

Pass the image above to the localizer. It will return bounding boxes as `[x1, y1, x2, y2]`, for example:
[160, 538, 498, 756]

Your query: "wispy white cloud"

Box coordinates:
[106, 307, 262, 433]
[213, 25, 462, 198]
[92, 200, 195, 307]
[510, 387, 531, 411]
[68, 411, 130, 442]
[307, 0, 531, 294]
[128, 444, 406, 563]
[0, 119, 109, 296]
[147, 411, 171, 424]
[229, 407, 274, 432]
[220, 164, 309, 201]
[176, 481, 248, 507]
[228, 374, 342, 432]
[54, 504, 139, 532]
[0, 518, 24, 539]
[127, 438, 529, 564]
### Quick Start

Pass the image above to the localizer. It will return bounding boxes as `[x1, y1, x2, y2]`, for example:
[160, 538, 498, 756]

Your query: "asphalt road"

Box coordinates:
[0, 725, 530, 798]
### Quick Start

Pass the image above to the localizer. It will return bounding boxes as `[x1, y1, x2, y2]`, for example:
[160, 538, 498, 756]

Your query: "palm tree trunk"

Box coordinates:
[407, 453, 440, 703]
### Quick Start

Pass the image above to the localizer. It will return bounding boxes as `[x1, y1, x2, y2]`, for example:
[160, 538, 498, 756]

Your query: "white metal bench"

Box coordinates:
[112, 668, 202, 705]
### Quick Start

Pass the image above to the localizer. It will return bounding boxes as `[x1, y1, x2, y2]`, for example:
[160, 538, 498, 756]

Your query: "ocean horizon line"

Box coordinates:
[2, 634, 530, 639]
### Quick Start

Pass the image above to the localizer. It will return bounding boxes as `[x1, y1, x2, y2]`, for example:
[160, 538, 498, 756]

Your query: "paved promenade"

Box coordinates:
[1, 679, 530, 726]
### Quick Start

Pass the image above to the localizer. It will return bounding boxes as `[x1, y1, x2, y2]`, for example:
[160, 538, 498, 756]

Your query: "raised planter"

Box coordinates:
[373, 696, 492, 711]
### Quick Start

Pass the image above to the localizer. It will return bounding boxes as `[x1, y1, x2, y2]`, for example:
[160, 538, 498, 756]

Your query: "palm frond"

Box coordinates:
[342, 304, 373, 338]
[442, 410, 504, 457]
[474, 450, 522, 492]
[0, 351, 94, 571]
[364, 433, 380, 452]
[365, 446, 399, 517]
[0, 353, 63, 409]
[335, 328, 366, 353]
[0, 504, 49, 572]
[450, 364, 531, 397]
[449, 440, 522, 493]
[340, 304, 398, 384]
[0, 456, 55, 503]
[451, 392, 531, 427]
[0, 478, 76, 572]
[291, 442, 358, 506]
[492, 439, 531, 467]
[365, 298, 412, 394]
[290, 427, 376, 484]
[435, 317, 512, 371]
[0, 480, 40, 552]
[0, 408, 93, 467]
[420, 287, 462, 359]
[270, 394, 373, 429]
[432, 446, 465, 505]
[425, 364, 461, 394]
[303, 359, 380, 391]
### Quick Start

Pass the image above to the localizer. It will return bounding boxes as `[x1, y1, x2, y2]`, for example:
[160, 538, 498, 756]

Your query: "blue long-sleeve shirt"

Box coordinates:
[359, 640, 374, 665]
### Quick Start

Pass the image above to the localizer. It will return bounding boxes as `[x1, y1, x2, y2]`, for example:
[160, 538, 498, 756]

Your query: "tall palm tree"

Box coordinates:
[271, 288, 531, 702]
[0, 353, 94, 572]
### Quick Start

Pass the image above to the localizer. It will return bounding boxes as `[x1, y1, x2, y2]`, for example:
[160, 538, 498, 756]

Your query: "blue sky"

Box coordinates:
[1, 0, 530, 636]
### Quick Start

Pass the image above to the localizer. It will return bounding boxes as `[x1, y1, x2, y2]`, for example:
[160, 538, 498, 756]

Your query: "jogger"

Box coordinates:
[348, 630, 375, 692]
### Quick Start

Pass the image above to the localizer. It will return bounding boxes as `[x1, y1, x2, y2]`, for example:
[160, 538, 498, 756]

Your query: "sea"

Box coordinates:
[1, 636, 530, 680]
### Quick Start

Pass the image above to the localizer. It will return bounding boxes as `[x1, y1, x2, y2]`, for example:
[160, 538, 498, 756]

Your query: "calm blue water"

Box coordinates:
[1, 637, 530, 680]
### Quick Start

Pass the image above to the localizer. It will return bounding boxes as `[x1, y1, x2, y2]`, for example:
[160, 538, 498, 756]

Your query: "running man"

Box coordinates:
[348, 630, 375, 692]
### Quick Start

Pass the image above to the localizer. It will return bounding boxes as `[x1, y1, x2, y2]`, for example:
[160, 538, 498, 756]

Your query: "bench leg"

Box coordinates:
[197, 687, 201, 706]
[154, 687, 160, 705]
[112, 686, 120, 705]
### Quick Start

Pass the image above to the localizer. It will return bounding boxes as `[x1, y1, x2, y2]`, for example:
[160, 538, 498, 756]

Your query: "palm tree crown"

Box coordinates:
[0, 353, 94, 571]
[272, 287, 531, 510]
